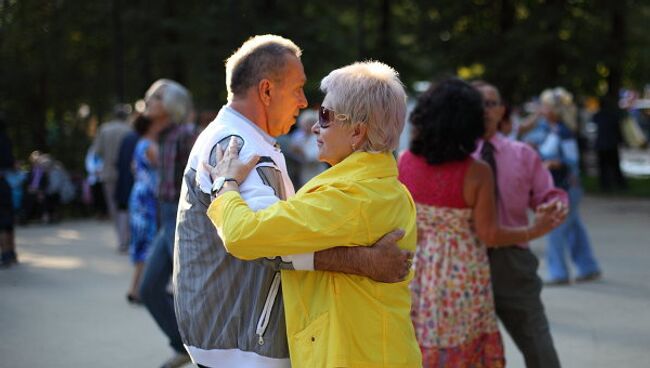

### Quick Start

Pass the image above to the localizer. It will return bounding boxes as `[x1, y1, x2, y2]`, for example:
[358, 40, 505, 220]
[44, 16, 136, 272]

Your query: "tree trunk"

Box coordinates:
[378, 0, 391, 64]
[357, 0, 366, 59]
[112, 0, 125, 102]
[606, 1, 626, 101]
[497, 0, 516, 101]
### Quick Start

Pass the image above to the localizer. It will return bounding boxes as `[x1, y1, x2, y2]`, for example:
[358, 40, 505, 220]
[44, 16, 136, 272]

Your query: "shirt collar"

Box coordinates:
[223, 105, 276, 146]
[485, 133, 505, 153]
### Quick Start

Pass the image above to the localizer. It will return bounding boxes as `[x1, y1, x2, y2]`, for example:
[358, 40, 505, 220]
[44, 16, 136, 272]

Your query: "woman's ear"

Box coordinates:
[258, 79, 272, 106]
[351, 123, 368, 149]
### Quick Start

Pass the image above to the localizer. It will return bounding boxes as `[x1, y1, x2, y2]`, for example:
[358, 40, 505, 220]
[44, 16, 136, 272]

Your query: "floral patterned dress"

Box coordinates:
[128, 138, 158, 264]
[398, 151, 505, 368]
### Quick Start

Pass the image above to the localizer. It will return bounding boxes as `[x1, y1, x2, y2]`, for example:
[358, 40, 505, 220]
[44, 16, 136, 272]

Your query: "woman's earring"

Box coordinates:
[351, 143, 356, 151]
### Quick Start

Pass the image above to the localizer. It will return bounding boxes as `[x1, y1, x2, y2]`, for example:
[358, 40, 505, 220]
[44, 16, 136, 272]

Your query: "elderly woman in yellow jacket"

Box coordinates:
[205, 61, 421, 367]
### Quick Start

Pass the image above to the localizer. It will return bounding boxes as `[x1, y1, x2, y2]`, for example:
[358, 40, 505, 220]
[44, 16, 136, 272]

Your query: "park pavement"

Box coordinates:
[1, 195, 649, 368]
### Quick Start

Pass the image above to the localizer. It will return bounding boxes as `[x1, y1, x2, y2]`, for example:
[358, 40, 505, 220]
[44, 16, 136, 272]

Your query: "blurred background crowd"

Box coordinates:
[2, 83, 648, 232]
[1, 2, 650, 367]
[1, 0, 649, 310]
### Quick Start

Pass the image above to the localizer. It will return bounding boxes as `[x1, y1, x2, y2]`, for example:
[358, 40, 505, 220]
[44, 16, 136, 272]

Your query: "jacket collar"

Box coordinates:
[305, 151, 397, 189]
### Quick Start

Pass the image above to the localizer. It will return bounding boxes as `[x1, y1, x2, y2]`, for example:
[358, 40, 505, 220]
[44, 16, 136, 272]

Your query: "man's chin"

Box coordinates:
[283, 124, 296, 136]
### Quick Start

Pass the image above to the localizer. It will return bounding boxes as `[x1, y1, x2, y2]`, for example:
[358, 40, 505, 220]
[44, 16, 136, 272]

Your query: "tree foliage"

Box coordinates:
[1, 0, 648, 169]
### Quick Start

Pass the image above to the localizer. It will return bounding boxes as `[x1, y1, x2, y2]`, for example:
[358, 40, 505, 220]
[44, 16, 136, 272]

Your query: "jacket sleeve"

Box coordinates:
[206, 185, 365, 260]
[198, 132, 316, 268]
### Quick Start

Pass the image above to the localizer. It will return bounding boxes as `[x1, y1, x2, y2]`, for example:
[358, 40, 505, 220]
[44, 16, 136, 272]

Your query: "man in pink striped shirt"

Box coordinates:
[472, 81, 568, 368]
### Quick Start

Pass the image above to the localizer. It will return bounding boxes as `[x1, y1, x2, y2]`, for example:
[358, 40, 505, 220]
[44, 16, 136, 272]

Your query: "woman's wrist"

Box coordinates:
[221, 180, 240, 193]
[210, 180, 240, 201]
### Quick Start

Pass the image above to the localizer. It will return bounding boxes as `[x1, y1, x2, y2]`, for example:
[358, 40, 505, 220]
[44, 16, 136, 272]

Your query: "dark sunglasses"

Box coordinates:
[318, 106, 349, 128]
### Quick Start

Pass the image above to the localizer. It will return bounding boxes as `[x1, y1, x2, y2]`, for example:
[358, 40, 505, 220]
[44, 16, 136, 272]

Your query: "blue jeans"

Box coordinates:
[139, 201, 184, 353]
[546, 186, 601, 280]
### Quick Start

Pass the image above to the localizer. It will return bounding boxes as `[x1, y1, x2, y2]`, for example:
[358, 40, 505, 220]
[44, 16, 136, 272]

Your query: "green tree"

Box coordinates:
[1, 0, 648, 171]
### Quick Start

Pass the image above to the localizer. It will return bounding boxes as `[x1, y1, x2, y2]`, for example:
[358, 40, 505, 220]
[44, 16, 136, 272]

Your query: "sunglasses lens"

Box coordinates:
[319, 107, 330, 128]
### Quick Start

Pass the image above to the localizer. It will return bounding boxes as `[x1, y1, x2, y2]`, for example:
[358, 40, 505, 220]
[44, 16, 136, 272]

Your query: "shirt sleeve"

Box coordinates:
[528, 148, 569, 209]
[260, 253, 315, 271]
[560, 138, 579, 172]
[207, 185, 364, 260]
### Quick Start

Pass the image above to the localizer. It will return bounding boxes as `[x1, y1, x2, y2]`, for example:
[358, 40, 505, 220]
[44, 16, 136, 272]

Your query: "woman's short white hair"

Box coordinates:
[540, 87, 577, 131]
[145, 79, 193, 125]
[320, 61, 407, 153]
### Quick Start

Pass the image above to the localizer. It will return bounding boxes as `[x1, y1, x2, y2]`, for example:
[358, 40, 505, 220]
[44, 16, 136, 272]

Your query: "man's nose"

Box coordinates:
[311, 121, 319, 135]
[298, 90, 308, 109]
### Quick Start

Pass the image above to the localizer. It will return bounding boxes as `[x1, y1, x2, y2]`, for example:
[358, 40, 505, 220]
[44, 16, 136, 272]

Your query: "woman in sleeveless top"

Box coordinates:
[399, 78, 557, 367]
[127, 115, 159, 303]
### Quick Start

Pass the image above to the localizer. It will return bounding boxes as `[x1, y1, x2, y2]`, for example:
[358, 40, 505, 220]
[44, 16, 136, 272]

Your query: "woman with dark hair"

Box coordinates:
[398, 78, 557, 367]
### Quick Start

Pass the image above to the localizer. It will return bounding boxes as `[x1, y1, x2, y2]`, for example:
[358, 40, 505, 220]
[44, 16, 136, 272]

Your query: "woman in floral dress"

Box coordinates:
[398, 78, 556, 367]
[126, 115, 159, 303]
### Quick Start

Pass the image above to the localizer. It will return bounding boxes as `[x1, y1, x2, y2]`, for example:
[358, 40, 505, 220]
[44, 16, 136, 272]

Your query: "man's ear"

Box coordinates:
[496, 104, 506, 121]
[258, 79, 272, 106]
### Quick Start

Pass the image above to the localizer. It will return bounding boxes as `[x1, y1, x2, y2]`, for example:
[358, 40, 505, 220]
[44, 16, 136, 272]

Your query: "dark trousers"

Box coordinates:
[597, 149, 627, 191]
[21, 192, 59, 222]
[139, 201, 184, 353]
[488, 247, 561, 368]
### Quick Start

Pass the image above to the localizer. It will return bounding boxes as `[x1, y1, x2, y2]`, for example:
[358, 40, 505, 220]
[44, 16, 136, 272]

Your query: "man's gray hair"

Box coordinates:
[225, 34, 302, 101]
[320, 61, 407, 153]
[145, 79, 193, 125]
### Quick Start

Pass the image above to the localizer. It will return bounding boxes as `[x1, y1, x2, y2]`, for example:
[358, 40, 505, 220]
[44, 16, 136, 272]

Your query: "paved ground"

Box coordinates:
[1, 195, 649, 367]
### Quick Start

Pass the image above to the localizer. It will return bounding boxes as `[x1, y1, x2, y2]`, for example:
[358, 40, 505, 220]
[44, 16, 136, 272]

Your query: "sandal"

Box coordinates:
[126, 293, 142, 305]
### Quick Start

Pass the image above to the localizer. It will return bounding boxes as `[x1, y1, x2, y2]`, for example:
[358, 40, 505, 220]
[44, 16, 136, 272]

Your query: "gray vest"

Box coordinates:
[173, 137, 294, 358]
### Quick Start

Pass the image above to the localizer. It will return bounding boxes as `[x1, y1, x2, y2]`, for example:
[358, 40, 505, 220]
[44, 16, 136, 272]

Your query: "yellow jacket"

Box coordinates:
[208, 151, 422, 368]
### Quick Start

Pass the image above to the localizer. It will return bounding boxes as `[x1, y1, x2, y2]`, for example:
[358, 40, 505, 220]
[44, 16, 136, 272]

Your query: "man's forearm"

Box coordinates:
[314, 246, 368, 276]
[311, 229, 410, 283]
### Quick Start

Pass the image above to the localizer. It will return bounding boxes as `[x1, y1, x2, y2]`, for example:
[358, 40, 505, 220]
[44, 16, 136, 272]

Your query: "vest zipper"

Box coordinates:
[256, 272, 281, 346]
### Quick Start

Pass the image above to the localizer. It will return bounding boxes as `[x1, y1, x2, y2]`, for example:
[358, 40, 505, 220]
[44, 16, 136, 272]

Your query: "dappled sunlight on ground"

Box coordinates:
[56, 229, 82, 240]
[16, 251, 128, 275]
[11, 221, 128, 275]
[18, 251, 84, 270]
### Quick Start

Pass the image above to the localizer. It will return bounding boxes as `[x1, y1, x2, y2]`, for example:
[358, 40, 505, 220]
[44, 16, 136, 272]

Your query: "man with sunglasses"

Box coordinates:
[173, 35, 411, 368]
[472, 81, 568, 368]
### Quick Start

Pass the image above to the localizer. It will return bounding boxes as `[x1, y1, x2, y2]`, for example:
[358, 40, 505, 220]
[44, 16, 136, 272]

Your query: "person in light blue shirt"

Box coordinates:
[537, 88, 602, 285]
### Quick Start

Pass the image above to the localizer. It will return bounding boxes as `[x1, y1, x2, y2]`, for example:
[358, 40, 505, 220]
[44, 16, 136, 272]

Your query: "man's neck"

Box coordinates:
[229, 96, 271, 135]
[484, 132, 497, 141]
